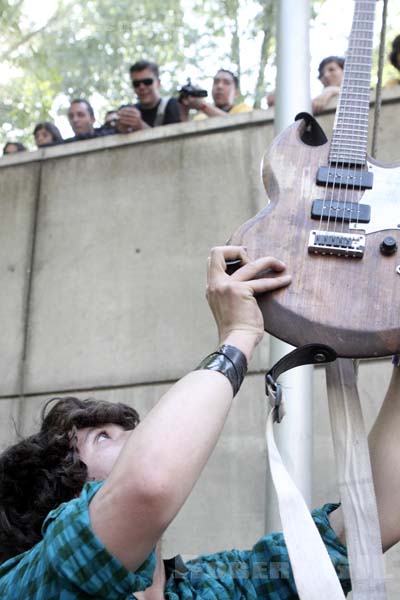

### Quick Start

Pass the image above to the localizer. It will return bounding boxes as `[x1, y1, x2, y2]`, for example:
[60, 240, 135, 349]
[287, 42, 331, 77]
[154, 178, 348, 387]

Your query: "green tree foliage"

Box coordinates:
[0, 0, 193, 146]
[2, 0, 400, 149]
[252, 0, 275, 108]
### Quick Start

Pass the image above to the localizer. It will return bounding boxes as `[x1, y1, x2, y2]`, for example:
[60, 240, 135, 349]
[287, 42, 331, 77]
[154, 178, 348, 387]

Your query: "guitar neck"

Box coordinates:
[329, 0, 376, 166]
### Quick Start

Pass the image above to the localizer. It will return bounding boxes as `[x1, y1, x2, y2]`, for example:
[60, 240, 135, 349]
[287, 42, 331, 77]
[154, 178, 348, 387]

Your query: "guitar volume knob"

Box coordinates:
[380, 236, 398, 256]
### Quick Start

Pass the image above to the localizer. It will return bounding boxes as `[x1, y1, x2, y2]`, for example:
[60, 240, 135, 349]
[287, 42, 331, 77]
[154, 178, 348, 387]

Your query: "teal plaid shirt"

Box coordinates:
[0, 481, 350, 599]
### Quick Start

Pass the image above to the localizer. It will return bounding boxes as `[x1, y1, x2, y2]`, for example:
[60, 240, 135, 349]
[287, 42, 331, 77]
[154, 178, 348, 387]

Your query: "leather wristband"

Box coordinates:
[195, 344, 248, 396]
[392, 354, 400, 367]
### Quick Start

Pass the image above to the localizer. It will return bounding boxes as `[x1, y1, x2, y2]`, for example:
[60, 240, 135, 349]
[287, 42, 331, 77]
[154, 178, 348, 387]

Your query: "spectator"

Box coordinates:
[103, 110, 119, 128]
[266, 56, 344, 115]
[116, 60, 181, 133]
[3, 142, 26, 155]
[101, 110, 119, 135]
[33, 122, 63, 148]
[312, 56, 345, 114]
[385, 35, 400, 87]
[266, 90, 276, 108]
[181, 69, 252, 120]
[65, 99, 115, 142]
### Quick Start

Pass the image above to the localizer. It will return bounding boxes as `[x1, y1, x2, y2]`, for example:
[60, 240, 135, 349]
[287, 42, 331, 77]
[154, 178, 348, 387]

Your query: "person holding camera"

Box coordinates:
[116, 60, 182, 133]
[180, 69, 252, 121]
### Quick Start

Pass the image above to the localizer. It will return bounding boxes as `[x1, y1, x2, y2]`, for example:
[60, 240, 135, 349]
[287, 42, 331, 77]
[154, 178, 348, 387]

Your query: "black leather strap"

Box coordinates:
[265, 344, 337, 422]
[196, 344, 248, 396]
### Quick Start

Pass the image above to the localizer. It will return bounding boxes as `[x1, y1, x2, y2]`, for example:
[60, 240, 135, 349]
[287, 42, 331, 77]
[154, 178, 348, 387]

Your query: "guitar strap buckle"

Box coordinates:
[265, 373, 285, 423]
[265, 343, 338, 423]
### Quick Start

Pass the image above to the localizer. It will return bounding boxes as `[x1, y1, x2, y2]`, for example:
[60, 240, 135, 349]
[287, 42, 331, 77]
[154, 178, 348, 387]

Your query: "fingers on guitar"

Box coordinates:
[231, 256, 287, 282]
[208, 246, 249, 280]
[207, 248, 291, 295]
[250, 274, 292, 294]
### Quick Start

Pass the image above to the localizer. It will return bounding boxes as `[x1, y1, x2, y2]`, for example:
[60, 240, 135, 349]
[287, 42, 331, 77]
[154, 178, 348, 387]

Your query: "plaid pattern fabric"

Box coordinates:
[0, 482, 155, 599]
[164, 503, 350, 599]
[0, 480, 350, 599]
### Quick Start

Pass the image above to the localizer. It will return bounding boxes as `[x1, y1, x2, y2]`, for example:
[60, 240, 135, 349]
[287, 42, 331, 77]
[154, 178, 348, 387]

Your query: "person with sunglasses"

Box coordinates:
[116, 60, 182, 133]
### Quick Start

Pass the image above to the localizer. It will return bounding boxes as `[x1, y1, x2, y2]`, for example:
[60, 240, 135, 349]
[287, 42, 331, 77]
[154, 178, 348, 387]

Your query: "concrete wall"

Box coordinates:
[1, 89, 400, 593]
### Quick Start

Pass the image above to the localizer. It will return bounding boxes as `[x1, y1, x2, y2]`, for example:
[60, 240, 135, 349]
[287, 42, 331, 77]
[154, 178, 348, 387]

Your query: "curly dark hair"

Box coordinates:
[0, 396, 139, 565]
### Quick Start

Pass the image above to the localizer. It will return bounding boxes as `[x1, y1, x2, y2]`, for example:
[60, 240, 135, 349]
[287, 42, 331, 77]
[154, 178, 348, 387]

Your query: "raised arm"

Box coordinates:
[312, 85, 340, 115]
[367, 365, 400, 550]
[89, 246, 291, 571]
[330, 365, 400, 551]
[180, 96, 234, 118]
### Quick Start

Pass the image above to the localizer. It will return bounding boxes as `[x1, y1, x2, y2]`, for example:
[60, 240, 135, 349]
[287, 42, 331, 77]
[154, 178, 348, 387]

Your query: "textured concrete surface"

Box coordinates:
[1, 91, 400, 594]
[0, 162, 39, 396]
[1, 361, 400, 595]
[22, 121, 273, 394]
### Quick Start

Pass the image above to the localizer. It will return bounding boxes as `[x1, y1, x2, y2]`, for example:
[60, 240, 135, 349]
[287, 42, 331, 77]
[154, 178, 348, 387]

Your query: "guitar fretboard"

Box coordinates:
[329, 0, 376, 166]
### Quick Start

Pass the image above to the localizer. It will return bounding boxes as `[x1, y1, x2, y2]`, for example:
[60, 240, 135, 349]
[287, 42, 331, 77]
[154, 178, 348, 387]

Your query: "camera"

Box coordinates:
[177, 79, 208, 103]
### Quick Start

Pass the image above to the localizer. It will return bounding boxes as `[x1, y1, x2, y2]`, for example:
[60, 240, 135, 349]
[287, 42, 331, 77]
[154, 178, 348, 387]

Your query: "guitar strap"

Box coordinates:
[265, 346, 387, 599]
[325, 359, 387, 599]
[154, 98, 169, 127]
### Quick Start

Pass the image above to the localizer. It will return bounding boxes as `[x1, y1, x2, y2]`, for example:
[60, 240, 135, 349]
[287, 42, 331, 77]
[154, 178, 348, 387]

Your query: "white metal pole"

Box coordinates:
[275, 0, 312, 130]
[265, 0, 314, 534]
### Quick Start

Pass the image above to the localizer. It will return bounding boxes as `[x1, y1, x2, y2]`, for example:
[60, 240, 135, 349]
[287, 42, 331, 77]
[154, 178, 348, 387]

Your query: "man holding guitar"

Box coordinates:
[0, 246, 399, 598]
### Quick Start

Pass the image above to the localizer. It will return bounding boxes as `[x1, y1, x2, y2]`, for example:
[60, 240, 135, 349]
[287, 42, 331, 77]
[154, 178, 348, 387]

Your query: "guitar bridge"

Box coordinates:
[308, 230, 365, 258]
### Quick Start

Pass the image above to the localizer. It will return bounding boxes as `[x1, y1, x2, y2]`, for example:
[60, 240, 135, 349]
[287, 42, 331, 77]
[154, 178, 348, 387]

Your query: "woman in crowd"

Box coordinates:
[311, 55, 344, 114]
[33, 121, 63, 147]
[266, 55, 344, 114]
[3, 142, 26, 154]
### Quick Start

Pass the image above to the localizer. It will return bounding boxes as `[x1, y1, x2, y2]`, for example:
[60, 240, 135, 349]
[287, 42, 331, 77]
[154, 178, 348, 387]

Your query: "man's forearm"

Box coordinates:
[89, 357, 236, 571]
[96, 330, 256, 523]
[330, 366, 400, 551]
[88, 248, 291, 572]
[199, 103, 230, 117]
[368, 366, 400, 550]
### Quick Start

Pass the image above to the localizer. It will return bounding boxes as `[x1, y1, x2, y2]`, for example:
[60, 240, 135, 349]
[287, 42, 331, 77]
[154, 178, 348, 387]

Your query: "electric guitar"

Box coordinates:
[230, 0, 400, 358]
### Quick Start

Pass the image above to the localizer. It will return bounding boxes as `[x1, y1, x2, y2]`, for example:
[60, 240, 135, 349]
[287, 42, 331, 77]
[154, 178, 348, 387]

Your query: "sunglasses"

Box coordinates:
[132, 78, 154, 88]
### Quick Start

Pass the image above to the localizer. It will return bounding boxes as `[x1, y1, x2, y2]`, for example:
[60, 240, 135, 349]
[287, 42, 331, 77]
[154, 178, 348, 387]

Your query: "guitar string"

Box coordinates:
[337, 8, 374, 236]
[323, 2, 375, 249]
[321, 86, 343, 233]
[340, 14, 375, 239]
[355, 34, 374, 234]
[346, 6, 375, 236]
[322, 0, 362, 234]
[318, 1, 375, 246]
[321, 2, 359, 235]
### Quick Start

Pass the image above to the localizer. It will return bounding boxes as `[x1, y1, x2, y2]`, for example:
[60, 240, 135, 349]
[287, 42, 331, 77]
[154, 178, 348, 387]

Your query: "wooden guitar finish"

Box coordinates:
[230, 0, 400, 358]
[230, 121, 400, 358]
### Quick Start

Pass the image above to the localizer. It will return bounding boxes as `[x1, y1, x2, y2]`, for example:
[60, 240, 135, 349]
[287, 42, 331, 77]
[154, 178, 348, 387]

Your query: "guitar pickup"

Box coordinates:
[308, 230, 365, 258]
[311, 199, 371, 223]
[316, 166, 373, 190]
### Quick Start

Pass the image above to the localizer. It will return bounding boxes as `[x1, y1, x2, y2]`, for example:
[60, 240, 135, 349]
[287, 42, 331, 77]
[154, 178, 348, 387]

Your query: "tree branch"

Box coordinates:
[253, 0, 275, 109]
[4, 6, 65, 59]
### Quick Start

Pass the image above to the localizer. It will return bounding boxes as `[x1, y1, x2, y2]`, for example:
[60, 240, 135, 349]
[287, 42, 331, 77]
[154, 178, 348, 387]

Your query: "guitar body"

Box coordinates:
[230, 117, 400, 357]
